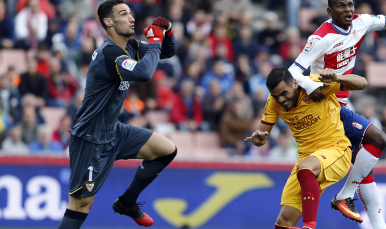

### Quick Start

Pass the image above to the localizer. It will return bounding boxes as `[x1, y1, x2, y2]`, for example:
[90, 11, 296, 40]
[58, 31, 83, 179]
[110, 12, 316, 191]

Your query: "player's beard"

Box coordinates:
[115, 23, 134, 38]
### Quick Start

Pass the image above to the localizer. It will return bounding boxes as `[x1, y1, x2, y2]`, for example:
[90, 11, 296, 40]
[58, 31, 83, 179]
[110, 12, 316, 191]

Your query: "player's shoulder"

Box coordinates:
[312, 19, 339, 38]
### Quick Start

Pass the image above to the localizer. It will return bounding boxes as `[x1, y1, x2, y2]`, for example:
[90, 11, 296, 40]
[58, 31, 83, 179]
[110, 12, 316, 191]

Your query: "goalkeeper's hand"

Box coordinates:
[143, 25, 165, 44]
[152, 16, 173, 37]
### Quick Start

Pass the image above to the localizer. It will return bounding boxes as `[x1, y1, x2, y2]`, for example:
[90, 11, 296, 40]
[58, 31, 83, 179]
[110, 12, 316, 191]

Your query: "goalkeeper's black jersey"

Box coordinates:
[69, 35, 176, 144]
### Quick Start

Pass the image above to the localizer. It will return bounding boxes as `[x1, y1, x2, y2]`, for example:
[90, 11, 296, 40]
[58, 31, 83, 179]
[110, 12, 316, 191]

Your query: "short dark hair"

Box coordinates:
[328, 0, 335, 8]
[328, 0, 355, 8]
[266, 67, 293, 91]
[97, 0, 125, 30]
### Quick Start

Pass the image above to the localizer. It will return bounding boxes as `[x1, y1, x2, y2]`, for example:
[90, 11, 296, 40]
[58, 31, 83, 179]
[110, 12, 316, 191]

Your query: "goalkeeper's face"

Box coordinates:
[269, 79, 299, 111]
[111, 3, 135, 38]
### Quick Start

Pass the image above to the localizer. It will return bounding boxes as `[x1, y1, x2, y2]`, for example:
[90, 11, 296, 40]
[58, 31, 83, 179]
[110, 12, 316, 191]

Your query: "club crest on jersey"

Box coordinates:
[352, 122, 363, 129]
[86, 182, 95, 192]
[303, 40, 314, 54]
[122, 59, 137, 71]
[302, 96, 310, 104]
[118, 81, 130, 91]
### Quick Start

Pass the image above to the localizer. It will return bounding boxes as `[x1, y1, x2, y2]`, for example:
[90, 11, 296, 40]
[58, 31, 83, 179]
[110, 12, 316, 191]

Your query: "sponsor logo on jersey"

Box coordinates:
[302, 96, 311, 104]
[86, 182, 95, 192]
[289, 114, 321, 130]
[336, 46, 357, 68]
[122, 59, 137, 71]
[118, 81, 130, 91]
[333, 42, 343, 49]
[352, 122, 363, 129]
[92, 50, 98, 60]
[303, 40, 314, 54]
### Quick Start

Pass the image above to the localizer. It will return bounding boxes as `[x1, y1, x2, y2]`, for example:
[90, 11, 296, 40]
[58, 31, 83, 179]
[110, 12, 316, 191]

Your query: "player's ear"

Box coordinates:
[292, 79, 298, 89]
[327, 7, 333, 17]
[104, 18, 113, 27]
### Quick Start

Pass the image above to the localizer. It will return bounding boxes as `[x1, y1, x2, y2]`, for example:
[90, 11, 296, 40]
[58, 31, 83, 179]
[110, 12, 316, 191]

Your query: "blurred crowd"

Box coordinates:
[0, 0, 386, 161]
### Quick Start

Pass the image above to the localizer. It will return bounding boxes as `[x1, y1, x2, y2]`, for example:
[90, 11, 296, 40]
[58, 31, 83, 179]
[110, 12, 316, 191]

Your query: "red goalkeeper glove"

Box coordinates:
[152, 16, 173, 37]
[143, 25, 165, 44]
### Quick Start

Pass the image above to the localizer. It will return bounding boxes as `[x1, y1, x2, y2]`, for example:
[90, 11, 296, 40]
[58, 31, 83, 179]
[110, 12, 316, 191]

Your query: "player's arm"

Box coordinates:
[244, 96, 278, 146]
[360, 14, 386, 33]
[244, 124, 273, 147]
[104, 26, 165, 82]
[288, 36, 327, 101]
[318, 68, 367, 92]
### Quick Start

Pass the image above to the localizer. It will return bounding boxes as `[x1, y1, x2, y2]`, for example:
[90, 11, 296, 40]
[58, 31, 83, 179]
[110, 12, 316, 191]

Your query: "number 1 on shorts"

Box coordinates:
[88, 166, 93, 181]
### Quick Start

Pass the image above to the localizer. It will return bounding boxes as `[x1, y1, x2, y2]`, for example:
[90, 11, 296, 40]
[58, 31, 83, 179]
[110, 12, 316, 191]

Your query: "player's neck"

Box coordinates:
[108, 33, 129, 50]
[332, 20, 350, 31]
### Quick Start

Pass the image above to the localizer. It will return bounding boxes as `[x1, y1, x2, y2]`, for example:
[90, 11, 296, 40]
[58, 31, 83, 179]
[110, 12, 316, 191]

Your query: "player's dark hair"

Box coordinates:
[97, 0, 126, 30]
[328, 0, 355, 8]
[266, 67, 293, 91]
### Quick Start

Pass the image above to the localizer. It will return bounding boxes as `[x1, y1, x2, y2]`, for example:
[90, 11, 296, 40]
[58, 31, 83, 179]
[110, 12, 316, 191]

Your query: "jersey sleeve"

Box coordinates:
[103, 43, 162, 82]
[136, 34, 176, 60]
[261, 95, 279, 126]
[360, 14, 386, 33]
[291, 35, 326, 72]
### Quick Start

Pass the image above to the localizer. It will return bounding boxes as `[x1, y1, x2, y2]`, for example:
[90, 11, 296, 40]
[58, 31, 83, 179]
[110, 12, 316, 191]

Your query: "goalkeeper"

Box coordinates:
[57, 0, 177, 228]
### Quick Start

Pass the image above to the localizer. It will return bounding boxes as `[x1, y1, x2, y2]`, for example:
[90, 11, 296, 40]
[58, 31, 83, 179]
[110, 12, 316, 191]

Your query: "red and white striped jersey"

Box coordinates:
[290, 14, 386, 105]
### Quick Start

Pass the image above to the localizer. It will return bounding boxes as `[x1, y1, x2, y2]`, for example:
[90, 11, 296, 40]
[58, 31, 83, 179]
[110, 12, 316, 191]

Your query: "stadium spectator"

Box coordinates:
[186, 10, 212, 38]
[219, 0, 252, 21]
[74, 37, 95, 69]
[179, 61, 204, 87]
[29, 124, 63, 153]
[233, 25, 259, 60]
[1, 125, 29, 154]
[219, 98, 253, 154]
[0, 74, 18, 115]
[172, 22, 189, 65]
[170, 79, 205, 131]
[52, 115, 72, 148]
[17, 106, 39, 145]
[46, 57, 78, 107]
[13, 93, 45, 125]
[64, 22, 82, 61]
[201, 58, 235, 94]
[207, 25, 235, 62]
[269, 128, 298, 162]
[0, 0, 14, 49]
[18, 58, 48, 107]
[234, 54, 255, 84]
[14, 0, 48, 49]
[362, 103, 383, 130]
[17, 0, 56, 20]
[258, 11, 284, 54]
[248, 61, 272, 98]
[279, 27, 305, 61]
[36, 43, 51, 78]
[202, 79, 225, 131]
[225, 81, 253, 117]
[60, 0, 93, 24]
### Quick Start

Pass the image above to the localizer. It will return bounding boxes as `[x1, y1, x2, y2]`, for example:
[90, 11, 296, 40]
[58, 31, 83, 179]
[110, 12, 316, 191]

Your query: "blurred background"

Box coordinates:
[1, 0, 386, 228]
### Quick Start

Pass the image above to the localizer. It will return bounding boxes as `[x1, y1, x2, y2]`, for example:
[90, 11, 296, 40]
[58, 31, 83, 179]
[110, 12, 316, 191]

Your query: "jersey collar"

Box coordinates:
[331, 20, 352, 36]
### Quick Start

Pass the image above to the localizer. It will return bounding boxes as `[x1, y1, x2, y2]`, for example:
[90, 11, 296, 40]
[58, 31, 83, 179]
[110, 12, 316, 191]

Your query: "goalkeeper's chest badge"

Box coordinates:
[86, 182, 95, 192]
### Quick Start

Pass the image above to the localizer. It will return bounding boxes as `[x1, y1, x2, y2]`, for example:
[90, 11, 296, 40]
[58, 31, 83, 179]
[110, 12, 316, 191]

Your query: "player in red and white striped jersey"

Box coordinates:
[287, 0, 386, 229]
